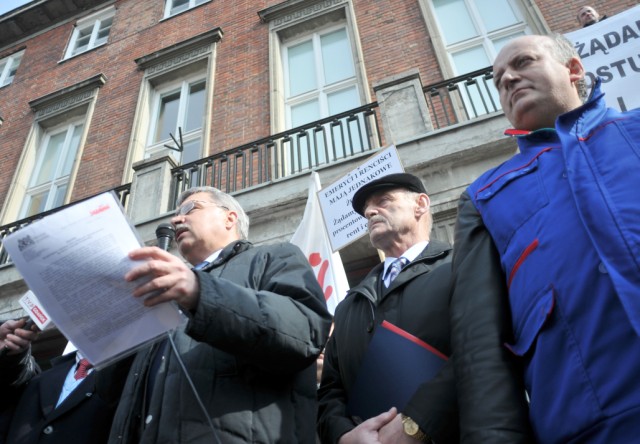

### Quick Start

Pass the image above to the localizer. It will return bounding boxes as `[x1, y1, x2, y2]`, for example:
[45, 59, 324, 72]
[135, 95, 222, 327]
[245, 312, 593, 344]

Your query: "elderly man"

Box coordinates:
[318, 173, 462, 443]
[451, 34, 640, 443]
[577, 5, 606, 27]
[109, 186, 331, 443]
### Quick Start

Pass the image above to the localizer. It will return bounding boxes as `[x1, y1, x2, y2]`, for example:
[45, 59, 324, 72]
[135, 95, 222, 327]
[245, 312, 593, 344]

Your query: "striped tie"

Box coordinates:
[386, 257, 408, 284]
[74, 358, 93, 380]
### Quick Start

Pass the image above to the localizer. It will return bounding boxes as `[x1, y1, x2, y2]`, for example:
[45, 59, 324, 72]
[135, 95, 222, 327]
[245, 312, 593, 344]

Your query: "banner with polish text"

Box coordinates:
[566, 5, 640, 112]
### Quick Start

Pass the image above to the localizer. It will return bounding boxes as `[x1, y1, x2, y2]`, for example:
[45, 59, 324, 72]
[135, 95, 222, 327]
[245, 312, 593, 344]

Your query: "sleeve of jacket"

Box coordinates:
[0, 346, 40, 389]
[450, 191, 534, 443]
[317, 327, 356, 444]
[187, 242, 332, 374]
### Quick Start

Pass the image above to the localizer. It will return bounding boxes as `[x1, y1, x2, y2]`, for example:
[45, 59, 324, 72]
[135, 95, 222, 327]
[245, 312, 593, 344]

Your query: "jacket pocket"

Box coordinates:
[474, 155, 549, 251]
[505, 285, 554, 356]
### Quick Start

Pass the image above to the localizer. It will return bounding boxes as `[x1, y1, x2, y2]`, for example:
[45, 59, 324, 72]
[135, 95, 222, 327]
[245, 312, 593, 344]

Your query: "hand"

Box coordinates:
[316, 351, 325, 386]
[338, 407, 397, 444]
[0, 318, 38, 356]
[125, 246, 200, 310]
[379, 413, 419, 443]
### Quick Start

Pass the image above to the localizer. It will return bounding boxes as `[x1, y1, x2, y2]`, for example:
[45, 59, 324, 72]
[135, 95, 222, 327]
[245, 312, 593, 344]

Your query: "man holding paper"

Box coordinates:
[317, 173, 459, 443]
[109, 186, 331, 444]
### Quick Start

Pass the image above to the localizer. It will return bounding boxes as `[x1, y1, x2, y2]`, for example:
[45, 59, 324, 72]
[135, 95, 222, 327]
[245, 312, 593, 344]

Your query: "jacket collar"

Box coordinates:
[348, 239, 451, 303]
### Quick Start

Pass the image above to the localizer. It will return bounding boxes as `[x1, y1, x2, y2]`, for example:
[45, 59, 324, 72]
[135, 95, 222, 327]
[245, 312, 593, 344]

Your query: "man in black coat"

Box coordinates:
[317, 173, 458, 443]
[109, 186, 331, 444]
[1, 318, 131, 444]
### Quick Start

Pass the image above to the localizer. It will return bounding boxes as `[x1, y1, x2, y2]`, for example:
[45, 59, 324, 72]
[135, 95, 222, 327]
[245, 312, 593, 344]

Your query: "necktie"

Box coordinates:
[74, 358, 93, 380]
[386, 257, 408, 284]
[193, 260, 210, 271]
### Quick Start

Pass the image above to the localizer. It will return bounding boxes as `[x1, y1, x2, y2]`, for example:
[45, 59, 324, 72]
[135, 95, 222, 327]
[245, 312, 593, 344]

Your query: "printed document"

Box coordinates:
[3, 192, 184, 367]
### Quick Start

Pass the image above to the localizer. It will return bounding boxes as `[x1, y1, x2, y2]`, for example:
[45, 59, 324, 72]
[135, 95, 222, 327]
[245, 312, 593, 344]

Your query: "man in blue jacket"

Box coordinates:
[451, 34, 640, 443]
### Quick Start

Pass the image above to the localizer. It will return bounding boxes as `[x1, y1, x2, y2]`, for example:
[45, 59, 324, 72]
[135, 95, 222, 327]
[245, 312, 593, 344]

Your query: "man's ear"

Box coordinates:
[415, 193, 430, 217]
[568, 56, 585, 83]
[225, 210, 238, 230]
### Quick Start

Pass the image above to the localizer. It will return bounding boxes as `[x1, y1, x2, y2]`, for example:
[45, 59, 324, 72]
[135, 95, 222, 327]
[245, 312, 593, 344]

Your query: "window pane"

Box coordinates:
[155, 90, 181, 142]
[170, 0, 190, 15]
[451, 45, 490, 74]
[34, 132, 66, 186]
[327, 86, 359, 115]
[493, 32, 525, 56]
[24, 191, 48, 218]
[321, 29, 354, 85]
[96, 17, 113, 45]
[53, 184, 68, 208]
[73, 27, 93, 54]
[287, 40, 316, 97]
[181, 138, 201, 164]
[291, 99, 320, 127]
[476, 0, 519, 32]
[185, 81, 206, 132]
[433, 0, 478, 44]
[61, 124, 84, 176]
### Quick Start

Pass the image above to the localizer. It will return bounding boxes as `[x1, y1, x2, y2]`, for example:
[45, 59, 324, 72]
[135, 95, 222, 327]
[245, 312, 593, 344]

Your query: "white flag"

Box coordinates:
[291, 172, 350, 315]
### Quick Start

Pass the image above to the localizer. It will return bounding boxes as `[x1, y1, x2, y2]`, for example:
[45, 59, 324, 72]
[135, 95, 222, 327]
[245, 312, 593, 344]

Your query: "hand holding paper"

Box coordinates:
[126, 246, 200, 310]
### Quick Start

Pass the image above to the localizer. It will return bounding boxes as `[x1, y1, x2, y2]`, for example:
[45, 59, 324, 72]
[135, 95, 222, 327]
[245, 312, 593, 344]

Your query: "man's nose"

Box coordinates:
[364, 205, 377, 219]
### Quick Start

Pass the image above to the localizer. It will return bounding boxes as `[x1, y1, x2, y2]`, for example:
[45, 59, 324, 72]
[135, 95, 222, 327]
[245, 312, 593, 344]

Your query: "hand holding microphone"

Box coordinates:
[0, 317, 39, 357]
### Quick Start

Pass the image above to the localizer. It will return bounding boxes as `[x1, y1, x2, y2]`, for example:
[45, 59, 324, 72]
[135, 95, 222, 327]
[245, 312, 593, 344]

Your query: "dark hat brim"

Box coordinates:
[351, 173, 427, 216]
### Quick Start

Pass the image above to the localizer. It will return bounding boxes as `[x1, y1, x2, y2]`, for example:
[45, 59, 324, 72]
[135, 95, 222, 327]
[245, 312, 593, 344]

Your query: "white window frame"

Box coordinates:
[164, 0, 210, 18]
[0, 50, 25, 87]
[282, 24, 361, 129]
[64, 7, 115, 59]
[146, 73, 207, 164]
[20, 119, 85, 218]
[418, 0, 547, 78]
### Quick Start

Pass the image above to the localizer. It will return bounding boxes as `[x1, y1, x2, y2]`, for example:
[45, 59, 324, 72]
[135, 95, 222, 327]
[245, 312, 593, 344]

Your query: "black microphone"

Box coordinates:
[155, 223, 175, 251]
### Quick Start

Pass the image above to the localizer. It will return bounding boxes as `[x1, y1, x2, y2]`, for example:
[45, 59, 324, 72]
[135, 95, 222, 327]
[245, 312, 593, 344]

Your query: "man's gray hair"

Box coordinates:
[547, 33, 588, 101]
[177, 186, 249, 240]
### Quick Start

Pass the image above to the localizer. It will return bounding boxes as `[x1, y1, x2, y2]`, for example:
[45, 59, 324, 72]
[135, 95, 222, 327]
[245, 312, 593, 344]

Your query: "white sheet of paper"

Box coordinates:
[3, 192, 184, 367]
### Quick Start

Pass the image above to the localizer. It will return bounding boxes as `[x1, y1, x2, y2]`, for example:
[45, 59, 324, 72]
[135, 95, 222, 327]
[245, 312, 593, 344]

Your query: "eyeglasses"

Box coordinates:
[174, 200, 229, 217]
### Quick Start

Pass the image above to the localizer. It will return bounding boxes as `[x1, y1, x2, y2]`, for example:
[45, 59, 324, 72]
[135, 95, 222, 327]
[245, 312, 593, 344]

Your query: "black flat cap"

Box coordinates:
[351, 173, 427, 216]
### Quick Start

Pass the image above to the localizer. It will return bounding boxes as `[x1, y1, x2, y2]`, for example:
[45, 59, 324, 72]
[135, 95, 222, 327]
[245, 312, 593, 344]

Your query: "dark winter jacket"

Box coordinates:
[318, 240, 459, 443]
[108, 240, 331, 444]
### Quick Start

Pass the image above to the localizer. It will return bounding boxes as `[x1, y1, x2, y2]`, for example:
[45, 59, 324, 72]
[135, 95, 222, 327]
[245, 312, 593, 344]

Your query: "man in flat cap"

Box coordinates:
[317, 173, 459, 443]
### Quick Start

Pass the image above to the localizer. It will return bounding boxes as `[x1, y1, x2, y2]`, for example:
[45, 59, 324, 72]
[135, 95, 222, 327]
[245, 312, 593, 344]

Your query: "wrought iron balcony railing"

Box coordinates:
[170, 103, 382, 204]
[424, 66, 500, 130]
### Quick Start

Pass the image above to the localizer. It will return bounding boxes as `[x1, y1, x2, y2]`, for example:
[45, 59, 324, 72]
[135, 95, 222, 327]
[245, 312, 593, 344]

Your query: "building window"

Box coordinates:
[21, 121, 85, 217]
[64, 7, 114, 59]
[0, 50, 24, 87]
[147, 75, 207, 165]
[129, 29, 221, 177]
[284, 26, 360, 130]
[0, 75, 104, 224]
[261, 1, 373, 174]
[430, 0, 530, 75]
[164, 0, 209, 18]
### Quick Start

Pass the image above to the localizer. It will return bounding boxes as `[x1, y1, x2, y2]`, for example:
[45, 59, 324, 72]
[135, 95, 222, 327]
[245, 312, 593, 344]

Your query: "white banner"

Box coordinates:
[566, 5, 640, 111]
[317, 145, 404, 252]
[291, 172, 350, 315]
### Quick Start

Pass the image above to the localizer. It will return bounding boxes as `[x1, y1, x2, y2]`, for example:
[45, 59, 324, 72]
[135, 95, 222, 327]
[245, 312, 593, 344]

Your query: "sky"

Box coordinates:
[0, 0, 35, 16]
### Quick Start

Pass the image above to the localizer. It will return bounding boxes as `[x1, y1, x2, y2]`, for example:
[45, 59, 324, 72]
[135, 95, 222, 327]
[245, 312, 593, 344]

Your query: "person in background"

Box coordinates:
[109, 186, 331, 444]
[0, 318, 39, 443]
[1, 318, 131, 444]
[451, 33, 640, 443]
[577, 5, 607, 27]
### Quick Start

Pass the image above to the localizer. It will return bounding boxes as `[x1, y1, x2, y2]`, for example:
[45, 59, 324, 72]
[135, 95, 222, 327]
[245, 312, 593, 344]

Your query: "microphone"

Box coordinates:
[155, 223, 175, 252]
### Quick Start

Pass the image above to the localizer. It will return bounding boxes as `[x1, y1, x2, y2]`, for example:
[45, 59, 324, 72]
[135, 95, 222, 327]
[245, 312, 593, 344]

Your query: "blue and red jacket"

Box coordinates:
[464, 81, 640, 443]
